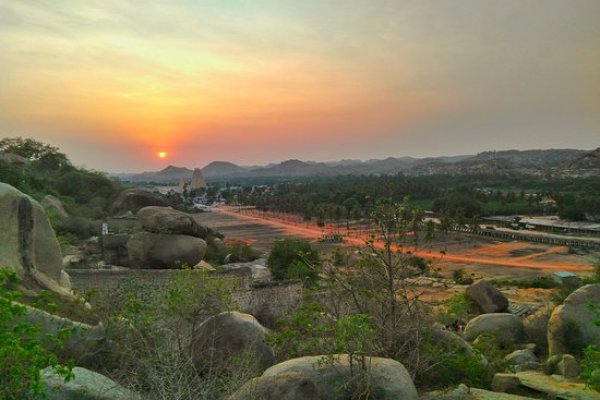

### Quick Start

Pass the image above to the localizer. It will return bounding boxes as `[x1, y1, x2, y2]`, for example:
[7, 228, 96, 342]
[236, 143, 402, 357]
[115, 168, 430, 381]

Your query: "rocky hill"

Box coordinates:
[113, 148, 595, 182]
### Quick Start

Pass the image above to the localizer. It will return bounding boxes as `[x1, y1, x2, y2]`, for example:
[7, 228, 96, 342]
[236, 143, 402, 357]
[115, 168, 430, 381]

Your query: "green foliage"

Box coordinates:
[436, 293, 476, 326]
[267, 239, 320, 285]
[0, 269, 73, 400]
[86, 269, 251, 399]
[420, 336, 490, 389]
[490, 276, 559, 289]
[471, 333, 511, 374]
[452, 268, 474, 285]
[0, 137, 121, 219]
[581, 345, 600, 391]
[267, 299, 333, 361]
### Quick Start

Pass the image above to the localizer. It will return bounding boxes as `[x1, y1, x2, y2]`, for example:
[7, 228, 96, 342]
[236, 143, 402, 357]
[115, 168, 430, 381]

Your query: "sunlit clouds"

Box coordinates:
[0, 1, 598, 171]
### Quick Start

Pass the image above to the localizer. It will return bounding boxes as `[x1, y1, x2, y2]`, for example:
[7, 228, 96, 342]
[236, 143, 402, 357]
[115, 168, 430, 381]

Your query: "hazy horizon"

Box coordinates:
[1, 1, 598, 172]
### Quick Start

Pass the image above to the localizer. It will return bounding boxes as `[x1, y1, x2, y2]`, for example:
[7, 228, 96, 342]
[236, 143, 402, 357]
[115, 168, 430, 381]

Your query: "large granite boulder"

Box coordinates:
[504, 349, 538, 367]
[110, 188, 167, 215]
[230, 354, 419, 400]
[0, 183, 72, 297]
[16, 303, 104, 363]
[42, 366, 141, 400]
[522, 307, 550, 355]
[466, 280, 509, 314]
[137, 206, 208, 238]
[548, 283, 600, 357]
[126, 232, 206, 269]
[464, 313, 525, 345]
[41, 194, 69, 219]
[191, 311, 274, 374]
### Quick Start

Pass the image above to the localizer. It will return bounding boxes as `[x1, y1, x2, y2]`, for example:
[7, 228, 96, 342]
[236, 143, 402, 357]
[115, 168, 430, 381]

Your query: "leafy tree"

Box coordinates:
[267, 239, 320, 285]
[0, 269, 73, 399]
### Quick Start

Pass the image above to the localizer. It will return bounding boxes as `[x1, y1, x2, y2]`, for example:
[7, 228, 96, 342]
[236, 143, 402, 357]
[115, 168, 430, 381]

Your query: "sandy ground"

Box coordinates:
[194, 208, 597, 282]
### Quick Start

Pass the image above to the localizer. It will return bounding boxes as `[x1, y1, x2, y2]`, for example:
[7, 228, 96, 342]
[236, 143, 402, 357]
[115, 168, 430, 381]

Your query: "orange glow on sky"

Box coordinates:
[0, 1, 598, 172]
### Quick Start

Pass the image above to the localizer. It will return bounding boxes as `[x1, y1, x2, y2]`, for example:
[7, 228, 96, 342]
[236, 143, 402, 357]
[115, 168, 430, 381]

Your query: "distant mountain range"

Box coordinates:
[112, 148, 599, 183]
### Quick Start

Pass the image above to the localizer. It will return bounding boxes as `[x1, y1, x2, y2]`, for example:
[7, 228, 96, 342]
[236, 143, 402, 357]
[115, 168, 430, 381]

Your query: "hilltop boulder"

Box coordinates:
[466, 280, 509, 313]
[126, 232, 206, 269]
[191, 311, 274, 374]
[0, 183, 72, 297]
[137, 206, 208, 238]
[547, 283, 600, 356]
[522, 307, 550, 355]
[110, 188, 167, 215]
[230, 355, 419, 400]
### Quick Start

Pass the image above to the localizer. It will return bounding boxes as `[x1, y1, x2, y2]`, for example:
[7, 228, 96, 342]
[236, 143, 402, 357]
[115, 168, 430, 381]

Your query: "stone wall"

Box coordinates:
[67, 268, 303, 321]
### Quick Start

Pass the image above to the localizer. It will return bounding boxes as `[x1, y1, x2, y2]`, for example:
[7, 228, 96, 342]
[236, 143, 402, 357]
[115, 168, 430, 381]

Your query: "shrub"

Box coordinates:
[581, 345, 600, 391]
[267, 239, 320, 285]
[0, 269, 73, 399]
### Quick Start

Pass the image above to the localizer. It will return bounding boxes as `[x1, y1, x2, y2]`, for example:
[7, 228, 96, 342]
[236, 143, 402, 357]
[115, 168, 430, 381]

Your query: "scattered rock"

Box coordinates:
[464, 313, 525, 344]
[42, 366, 141, 400]
[63, 254, 83, 268]
[546, 354, 582, 379]
[137, 206, 208, 238]
[0, 183, 73, 297]
[101, 233, 130, 266]
[191, 311, 274, 373]
[513, 362, 541, 373]
[224, 253, 241, 264]
[194, 260, 216, 271]
[466, 280, 509, 313]
[41, 194, 69, 218]
[126, 232, 206, 269]
[491, 373, 522, 395]
[231, 354, 418, 400]
[504, 350, 538, 366]
[110, 188, 167, 215]
[547, 283, 600, 357]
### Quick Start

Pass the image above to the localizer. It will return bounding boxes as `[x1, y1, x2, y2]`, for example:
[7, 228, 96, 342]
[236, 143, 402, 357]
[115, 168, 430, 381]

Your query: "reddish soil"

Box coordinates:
[216, 207, 594, 273]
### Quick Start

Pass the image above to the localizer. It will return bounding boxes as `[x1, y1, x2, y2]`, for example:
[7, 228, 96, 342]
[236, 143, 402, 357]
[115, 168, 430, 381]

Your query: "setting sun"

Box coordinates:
[157, 151, 167, 159]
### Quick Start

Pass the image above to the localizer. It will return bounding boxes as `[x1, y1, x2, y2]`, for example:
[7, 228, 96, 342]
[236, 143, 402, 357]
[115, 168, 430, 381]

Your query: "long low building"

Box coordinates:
[482, 216, 600, 236]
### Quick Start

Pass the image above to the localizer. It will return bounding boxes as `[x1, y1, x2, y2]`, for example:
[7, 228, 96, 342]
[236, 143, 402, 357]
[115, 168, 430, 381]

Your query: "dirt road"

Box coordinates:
[216, 207, 593, 272]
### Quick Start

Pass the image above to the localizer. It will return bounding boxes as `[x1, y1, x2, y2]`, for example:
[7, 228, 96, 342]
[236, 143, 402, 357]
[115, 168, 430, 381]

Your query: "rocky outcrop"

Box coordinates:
[190, 168, 207, 191]
[137, 206, 208, 238]
[466, 280, 509, 314]
[547, 283, 600, 356]
[0, 183, 72, 297]
[464, 313, 525, 344]
[41, 195, 69, 219]
[110, 188, 167, 215]
[192, 311, 274, 374]
[422, 384, 539, 399]
[42, 366, 141, 400]
[522, 307, 550, 355]
[126, 232, 206, 269]
[230, 354, 418, 400]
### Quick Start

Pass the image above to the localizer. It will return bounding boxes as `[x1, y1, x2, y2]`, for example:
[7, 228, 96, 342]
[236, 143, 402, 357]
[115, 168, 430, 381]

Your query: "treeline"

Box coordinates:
[228, 173, 600, 222]
[0, 137, 121, 224]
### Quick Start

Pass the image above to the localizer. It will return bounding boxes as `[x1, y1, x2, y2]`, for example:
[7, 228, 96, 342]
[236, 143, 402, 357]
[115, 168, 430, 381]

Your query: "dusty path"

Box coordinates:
[216, 208, 593, 272]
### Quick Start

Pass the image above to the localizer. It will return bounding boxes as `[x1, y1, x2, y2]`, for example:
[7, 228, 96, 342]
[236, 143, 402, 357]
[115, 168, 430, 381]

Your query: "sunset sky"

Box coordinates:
[0, 0, 598, 172]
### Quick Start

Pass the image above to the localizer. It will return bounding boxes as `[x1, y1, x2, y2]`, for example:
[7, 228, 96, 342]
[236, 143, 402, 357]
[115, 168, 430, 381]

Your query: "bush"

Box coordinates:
[204, 243, 260, 266]
[267, 239, 320, 285]
[0, 269, 73, 399]
[581, 345, 600, 391]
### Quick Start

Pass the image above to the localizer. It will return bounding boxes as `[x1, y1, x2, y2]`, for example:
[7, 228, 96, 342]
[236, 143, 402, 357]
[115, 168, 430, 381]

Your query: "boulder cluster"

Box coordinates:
[103, 206, 211, 269]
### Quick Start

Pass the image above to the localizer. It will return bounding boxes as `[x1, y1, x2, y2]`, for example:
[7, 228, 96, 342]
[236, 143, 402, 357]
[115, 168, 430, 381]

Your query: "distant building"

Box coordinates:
[552, 271, 578, 285]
